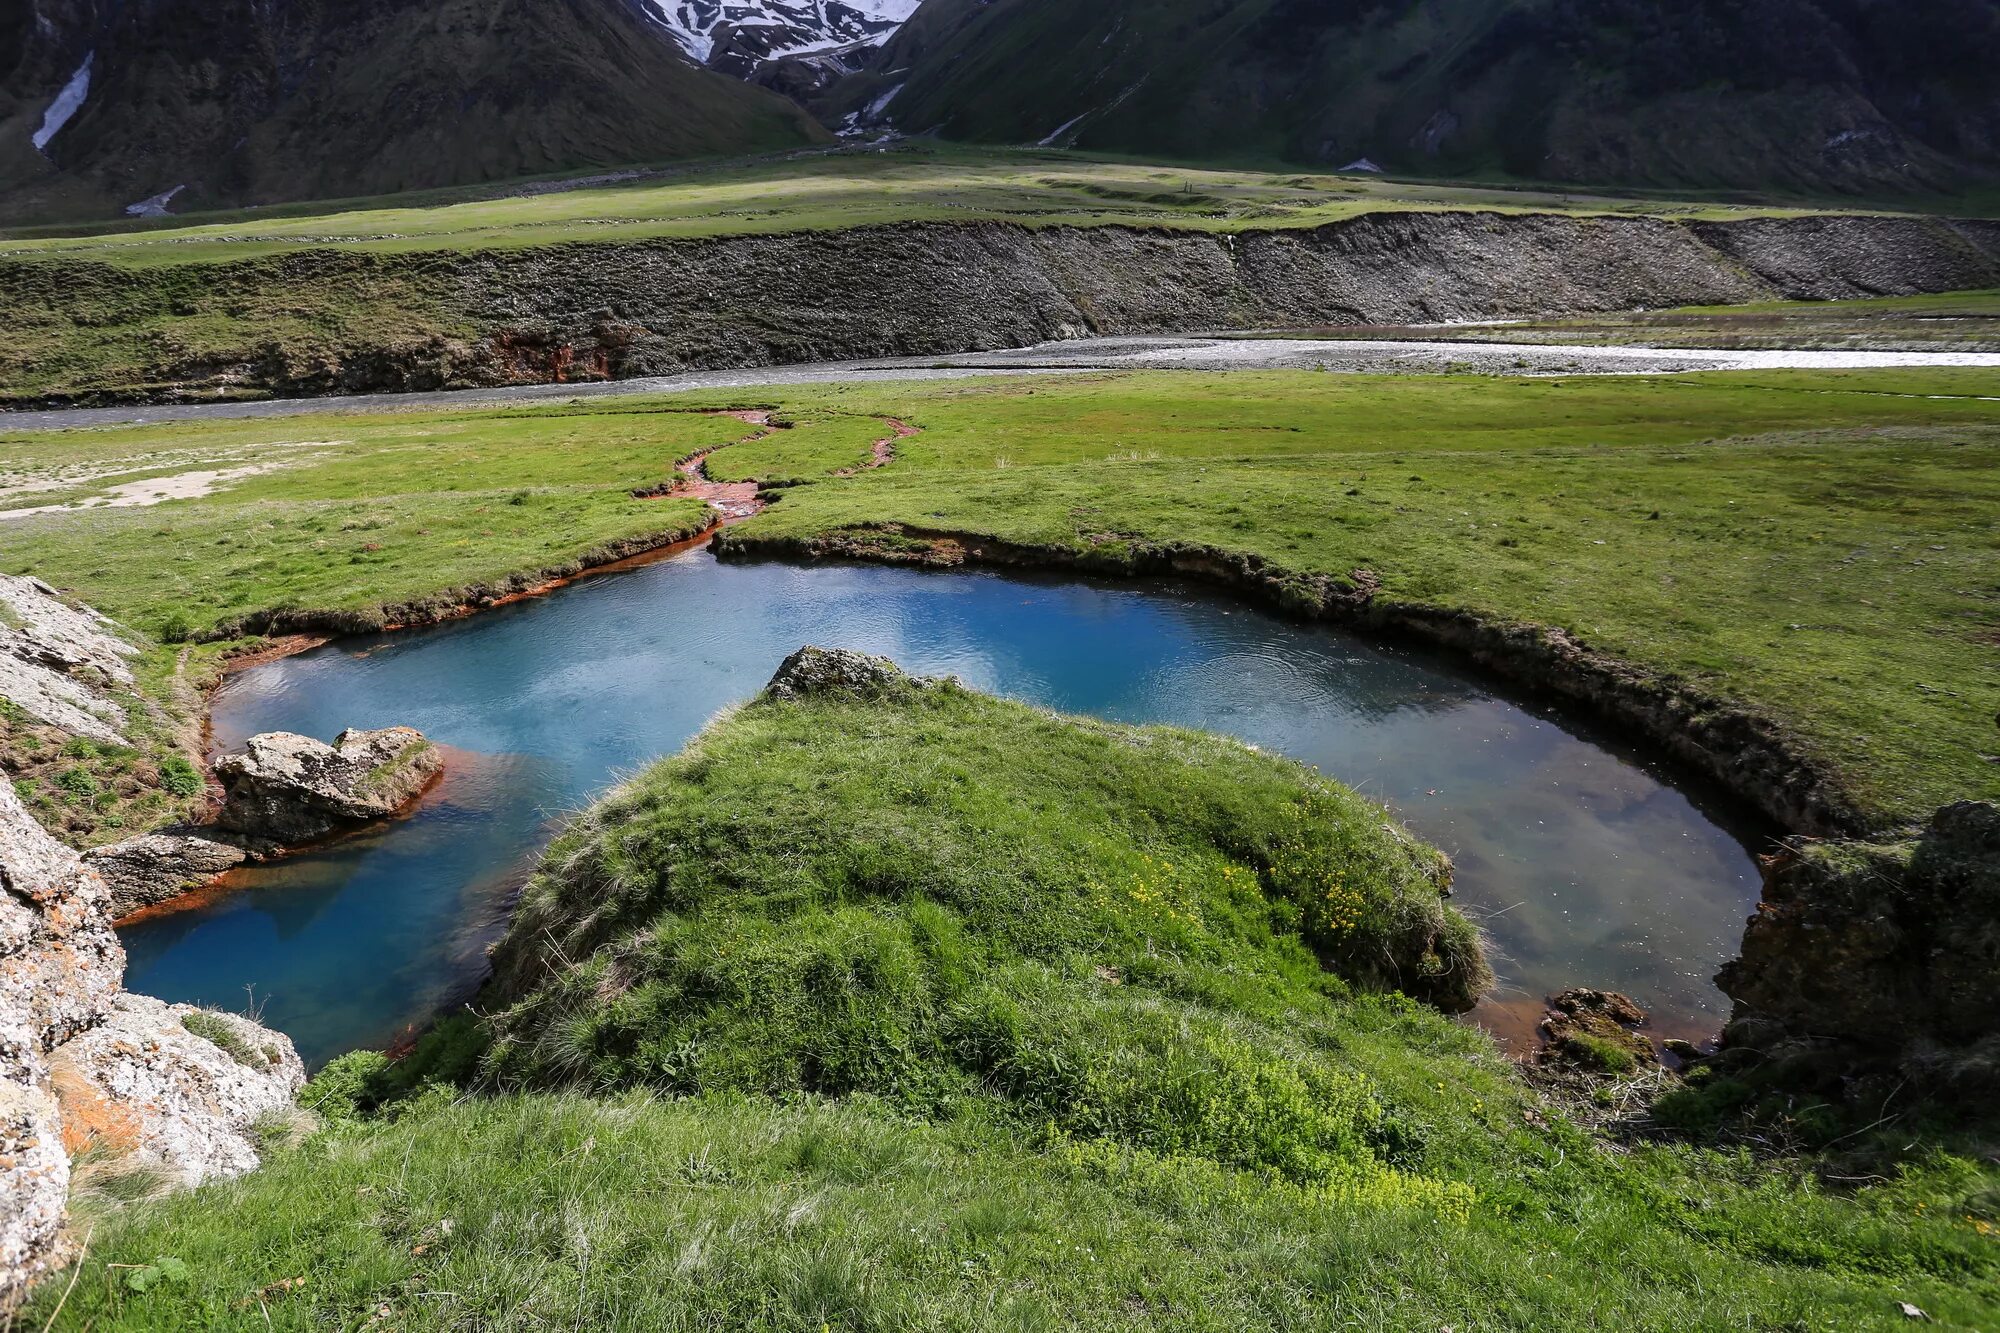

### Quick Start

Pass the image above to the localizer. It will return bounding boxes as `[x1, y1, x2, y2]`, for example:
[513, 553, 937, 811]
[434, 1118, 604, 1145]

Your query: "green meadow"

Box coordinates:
[0, 145, 1833, 270]
[8, 365, 1993, 830]
[34, 671, 2000, 1330]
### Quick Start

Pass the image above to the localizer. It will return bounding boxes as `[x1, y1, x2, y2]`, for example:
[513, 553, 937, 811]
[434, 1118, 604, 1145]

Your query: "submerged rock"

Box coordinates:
[84, 833, 248, 918]
[1537, 988, 1657, 1075]
[213, 726, 442, 843]
[1716, 800, 2000, 1097]
[764, 645, 929, 701]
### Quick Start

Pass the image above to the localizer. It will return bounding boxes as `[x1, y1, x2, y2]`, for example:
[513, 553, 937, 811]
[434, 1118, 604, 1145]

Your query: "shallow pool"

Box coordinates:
[122, 550, 1764, 1066]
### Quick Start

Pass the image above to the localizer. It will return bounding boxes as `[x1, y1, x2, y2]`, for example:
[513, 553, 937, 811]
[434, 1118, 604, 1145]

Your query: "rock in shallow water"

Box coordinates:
[213, 726, 443, 843]
[1537, 987, 1657, 1074]
[763, 645, 930, 701]
[84, 833, 248, 918]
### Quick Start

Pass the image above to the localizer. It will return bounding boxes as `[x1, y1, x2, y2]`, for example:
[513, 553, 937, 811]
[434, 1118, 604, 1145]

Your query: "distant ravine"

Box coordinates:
[5, 209, 1999, 405]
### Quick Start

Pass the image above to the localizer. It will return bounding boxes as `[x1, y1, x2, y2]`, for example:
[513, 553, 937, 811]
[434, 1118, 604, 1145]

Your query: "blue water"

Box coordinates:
[121, 551, 1763, 1066]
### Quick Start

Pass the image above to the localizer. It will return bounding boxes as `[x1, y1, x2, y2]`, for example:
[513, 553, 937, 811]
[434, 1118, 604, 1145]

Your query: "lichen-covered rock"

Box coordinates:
[84, 833, 248, 919]
[1717, 801, 2000, 1096]
[1537, 988, 1657, 1075]
[1, 780, 122, 1304]
[764, 645, 926, 701]
[213, 726, 442, 843]
[0, 574, 136, 746]
[46, 993, 304, 1188]
[0, 782, 123, 1054]
[0, 1065, 68, 1306]
[2, 779, 306, 1305]
[0, 576, 134, 689]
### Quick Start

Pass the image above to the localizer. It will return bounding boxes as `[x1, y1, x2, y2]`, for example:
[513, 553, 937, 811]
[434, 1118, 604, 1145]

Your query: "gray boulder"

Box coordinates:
[764, 645, 926, 701]
[0, 574, 136, 746]
[213, 726, 443, 843]
[0, 784, 123, 1063]
[47, 993, 304, 1188]
[0, 1061, 66, 1310]
[1, 780, 307, 1306]
[1, 778, 126, 1303]
[84, 833, 248, 919]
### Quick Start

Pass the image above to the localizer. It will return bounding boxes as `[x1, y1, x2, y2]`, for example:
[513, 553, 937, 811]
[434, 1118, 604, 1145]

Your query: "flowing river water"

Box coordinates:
[121, 547, 1764, 1068]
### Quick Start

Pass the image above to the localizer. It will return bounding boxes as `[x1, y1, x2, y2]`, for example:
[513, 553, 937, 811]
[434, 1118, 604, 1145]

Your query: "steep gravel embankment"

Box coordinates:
[4, 210, 1998, 403]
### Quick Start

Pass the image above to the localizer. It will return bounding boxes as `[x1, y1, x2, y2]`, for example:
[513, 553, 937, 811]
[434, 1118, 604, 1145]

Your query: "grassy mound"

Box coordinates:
[37, 655, 2000, 1329]
[481, 651, 1487, 1187]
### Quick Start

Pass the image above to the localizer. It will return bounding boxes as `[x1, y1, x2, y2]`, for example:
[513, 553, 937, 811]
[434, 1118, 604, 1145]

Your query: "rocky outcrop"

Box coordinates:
[1692, 216, 2000, 302]
[0, 1069, 66, 1310]
[0, 781, 300, 1305]
[83, 833, 248, 919]
[1537, 988, 1657, 1075]
[48, 994, 302, 1187]
[0, 783, 124, 1061]
[0, 777, 120, 1300]
[213, 727, 442, 843]
[764, 645, 929, 701]
[0, 574, 135, 745]
[1716, 801, 2000, 1098]
[6, 210, 1997, 404]
[427, 213, 2000, 389]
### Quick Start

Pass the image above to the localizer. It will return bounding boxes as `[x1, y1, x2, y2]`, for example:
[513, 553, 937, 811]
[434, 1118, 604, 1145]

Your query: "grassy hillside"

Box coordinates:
[833, 0, 2000, 197]
[0, 0, 827, 225]
[31, 673, 2000, 1329]
[0, 146, 1830, 269]
[2, 366, 1995, 839]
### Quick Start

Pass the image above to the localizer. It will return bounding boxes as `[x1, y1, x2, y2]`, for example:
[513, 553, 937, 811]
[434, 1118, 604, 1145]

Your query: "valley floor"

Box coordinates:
[5, 361, 1994, 830]
[2, 358, 1996, 1327]
[30, 663, 2000, 1331]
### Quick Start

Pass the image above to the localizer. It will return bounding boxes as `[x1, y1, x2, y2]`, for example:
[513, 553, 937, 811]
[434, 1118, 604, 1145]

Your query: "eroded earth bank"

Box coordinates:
[8, 210, 2000, 404]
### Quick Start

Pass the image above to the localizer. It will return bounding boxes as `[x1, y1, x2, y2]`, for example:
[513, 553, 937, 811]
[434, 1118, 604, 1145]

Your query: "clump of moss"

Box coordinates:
[1569, 1033, 1640, 1077]
[181, 1010, 275, 1070]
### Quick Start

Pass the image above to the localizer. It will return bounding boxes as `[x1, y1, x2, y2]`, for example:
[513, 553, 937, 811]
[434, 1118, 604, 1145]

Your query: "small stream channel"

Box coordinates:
[120, 550, 1765, 1068]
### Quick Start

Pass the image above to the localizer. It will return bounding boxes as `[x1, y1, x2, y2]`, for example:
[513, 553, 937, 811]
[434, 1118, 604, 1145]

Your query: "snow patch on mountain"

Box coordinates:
[641, 1, 918, 67]
[32, 51, 93, 155]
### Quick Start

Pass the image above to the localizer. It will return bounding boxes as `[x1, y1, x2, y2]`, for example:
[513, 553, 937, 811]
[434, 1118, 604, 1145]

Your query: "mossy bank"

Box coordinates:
[28, 655, 2000, 1329]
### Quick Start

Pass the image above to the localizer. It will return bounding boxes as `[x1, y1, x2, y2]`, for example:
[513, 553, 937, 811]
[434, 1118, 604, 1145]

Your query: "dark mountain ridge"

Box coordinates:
[0, 0, 827, 224]
[826, 0, 2000, 197]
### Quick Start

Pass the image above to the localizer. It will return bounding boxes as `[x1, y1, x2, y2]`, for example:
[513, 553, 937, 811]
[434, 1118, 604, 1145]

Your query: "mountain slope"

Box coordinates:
[828, 0, 2000, 197]
[642, 0, 918, 67]
[0, 0, 829, 224]
[637, 0, 920, 100]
